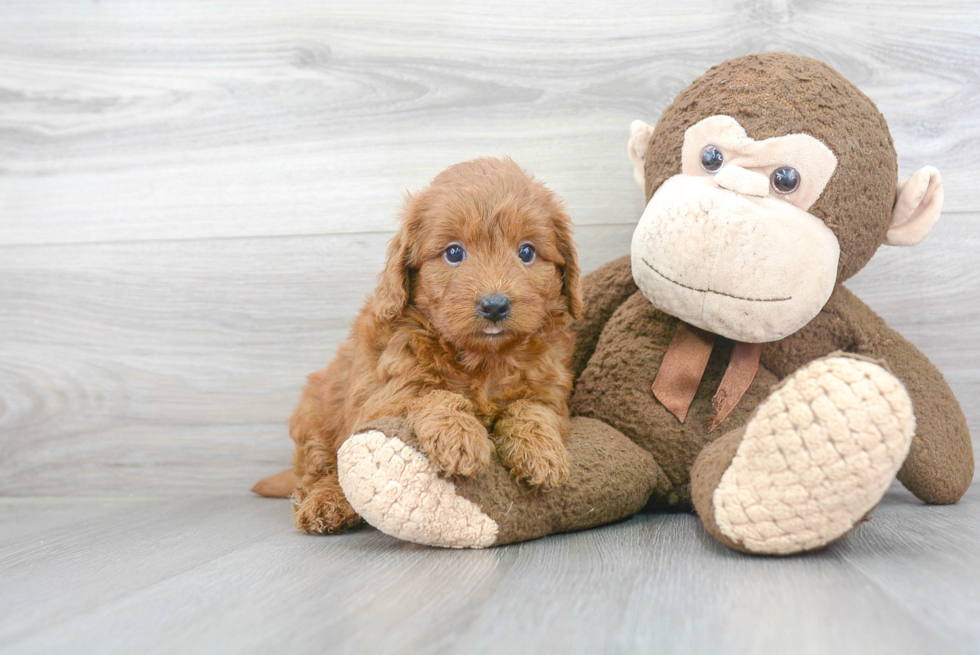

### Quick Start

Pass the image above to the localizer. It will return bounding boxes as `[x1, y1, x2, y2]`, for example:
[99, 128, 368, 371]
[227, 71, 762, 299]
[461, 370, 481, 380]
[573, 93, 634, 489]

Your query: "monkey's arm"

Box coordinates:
[837, 286, 974, 504]
[569, 255, 637, 380]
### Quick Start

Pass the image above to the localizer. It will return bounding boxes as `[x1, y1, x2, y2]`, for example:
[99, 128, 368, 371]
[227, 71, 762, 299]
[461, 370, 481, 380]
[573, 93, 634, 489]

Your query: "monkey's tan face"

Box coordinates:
[631, 115, 841, 343]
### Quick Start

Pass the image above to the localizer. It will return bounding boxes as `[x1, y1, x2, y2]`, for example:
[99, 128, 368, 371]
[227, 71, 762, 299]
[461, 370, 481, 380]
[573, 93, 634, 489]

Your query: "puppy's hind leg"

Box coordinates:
[293, 426, 361, 535]
[293, 469, 362, 535]
[288, 366, 362, 535]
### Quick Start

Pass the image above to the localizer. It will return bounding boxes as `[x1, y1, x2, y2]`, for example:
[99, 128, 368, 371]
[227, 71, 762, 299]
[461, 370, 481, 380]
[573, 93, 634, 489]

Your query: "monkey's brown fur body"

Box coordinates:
[572, 256, 972, 514]
[259, 157, 583, 535]
[331, 53, 973, 554]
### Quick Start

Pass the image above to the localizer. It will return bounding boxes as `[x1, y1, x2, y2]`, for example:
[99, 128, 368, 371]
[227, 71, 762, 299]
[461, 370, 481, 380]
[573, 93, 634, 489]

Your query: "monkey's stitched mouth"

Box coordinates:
[641, 258, 792, 303]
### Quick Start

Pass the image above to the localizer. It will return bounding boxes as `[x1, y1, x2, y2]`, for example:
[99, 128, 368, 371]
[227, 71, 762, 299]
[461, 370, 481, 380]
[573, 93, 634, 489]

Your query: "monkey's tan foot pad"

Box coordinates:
[710, 354, 916, 555]
[337, 417, 667, 548]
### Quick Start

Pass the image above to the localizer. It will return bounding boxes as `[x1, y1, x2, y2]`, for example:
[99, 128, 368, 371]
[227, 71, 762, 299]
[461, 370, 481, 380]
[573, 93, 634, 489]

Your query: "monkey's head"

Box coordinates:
[628, 52, 944, 343]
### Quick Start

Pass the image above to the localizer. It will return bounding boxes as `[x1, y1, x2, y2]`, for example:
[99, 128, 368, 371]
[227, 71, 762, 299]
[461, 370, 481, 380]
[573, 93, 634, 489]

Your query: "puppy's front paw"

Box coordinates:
[408, 390, 494, 478]
[416, 412, 494, 478]
[495, 416, 571, 491]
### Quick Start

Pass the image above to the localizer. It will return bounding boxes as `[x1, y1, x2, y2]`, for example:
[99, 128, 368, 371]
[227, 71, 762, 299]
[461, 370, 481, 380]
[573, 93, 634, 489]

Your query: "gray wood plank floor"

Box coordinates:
[2, 485, 979, 655]
[2, 1, 979, 653]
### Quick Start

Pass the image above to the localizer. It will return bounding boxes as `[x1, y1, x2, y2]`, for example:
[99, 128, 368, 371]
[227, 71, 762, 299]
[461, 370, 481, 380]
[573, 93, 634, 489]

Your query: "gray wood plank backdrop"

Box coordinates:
[1, 0, 977, 495]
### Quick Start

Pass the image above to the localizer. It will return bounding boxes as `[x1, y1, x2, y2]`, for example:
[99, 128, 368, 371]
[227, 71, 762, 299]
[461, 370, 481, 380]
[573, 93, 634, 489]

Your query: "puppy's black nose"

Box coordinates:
[477, 293, 511, 323]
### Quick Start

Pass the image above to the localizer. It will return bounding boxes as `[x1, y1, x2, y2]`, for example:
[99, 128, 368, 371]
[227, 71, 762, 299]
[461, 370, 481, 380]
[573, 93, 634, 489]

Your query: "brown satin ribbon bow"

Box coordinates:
[651, 322, 762, 432]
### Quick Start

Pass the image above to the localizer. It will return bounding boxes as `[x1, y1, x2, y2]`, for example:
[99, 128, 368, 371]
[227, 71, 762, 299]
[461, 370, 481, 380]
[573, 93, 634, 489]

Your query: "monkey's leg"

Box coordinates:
[690, 354, 915, 555]
[336, 417, 669, 548]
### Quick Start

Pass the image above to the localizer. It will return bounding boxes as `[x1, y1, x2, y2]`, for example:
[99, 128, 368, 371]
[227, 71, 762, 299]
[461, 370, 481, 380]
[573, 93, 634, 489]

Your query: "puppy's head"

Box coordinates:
[374, 157, 581, 352]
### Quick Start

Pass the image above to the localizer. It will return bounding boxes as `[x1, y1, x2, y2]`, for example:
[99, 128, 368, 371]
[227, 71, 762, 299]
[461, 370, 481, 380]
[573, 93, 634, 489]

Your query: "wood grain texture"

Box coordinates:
[0, 218, 975, 495]
[1, 0, 979, 246]
[0, 0, 977, 496]
[2, 487, 979, 654]
[0, 226, 635, 494]
[2, 4, 978, 653]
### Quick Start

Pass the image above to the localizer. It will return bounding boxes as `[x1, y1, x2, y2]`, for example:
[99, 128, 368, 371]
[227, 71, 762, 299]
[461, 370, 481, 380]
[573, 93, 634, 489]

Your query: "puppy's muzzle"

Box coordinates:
[477, 293, 511, 323]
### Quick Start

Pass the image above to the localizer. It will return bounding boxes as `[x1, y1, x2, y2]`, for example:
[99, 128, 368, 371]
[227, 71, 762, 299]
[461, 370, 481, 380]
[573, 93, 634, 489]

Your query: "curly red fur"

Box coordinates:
[267, 157, 582, 534]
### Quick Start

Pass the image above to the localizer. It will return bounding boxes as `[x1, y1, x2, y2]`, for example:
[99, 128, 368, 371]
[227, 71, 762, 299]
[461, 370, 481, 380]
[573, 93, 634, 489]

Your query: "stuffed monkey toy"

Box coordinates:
[334, 52, 973, 555]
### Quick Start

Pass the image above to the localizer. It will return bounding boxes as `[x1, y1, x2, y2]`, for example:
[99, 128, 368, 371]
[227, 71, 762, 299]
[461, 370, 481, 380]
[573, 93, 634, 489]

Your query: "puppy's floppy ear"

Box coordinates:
[374, 194, 419, 322]
[553, 208, 582, 319]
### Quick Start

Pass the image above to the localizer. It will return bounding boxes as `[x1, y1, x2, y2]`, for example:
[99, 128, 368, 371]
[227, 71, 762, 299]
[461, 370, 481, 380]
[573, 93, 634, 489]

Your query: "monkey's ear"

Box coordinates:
[628, 120, 655, 190]
[885, 166, 944, 247]
[373, 197, 418, 322]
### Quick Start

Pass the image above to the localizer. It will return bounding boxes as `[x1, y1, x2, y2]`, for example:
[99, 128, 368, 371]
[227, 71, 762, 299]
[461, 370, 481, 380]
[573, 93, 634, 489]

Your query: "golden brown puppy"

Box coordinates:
[253, 157, 583, 535]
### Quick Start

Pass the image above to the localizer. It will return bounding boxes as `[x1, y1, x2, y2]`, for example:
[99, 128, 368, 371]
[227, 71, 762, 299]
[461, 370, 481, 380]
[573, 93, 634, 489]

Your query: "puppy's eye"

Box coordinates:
[700, 145, 724, 173]
[770, 166, 801, 194]
[518, 243, 535, 264]
[444, 244, 466, 265]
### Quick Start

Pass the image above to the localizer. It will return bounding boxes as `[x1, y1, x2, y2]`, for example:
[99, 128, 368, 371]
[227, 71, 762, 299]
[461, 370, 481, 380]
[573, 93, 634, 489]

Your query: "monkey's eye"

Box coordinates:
[700, 145, 724, 173]
[771, 166, 801, 194]
[444, 244, 466, 265]
[518, 243, 536, 264]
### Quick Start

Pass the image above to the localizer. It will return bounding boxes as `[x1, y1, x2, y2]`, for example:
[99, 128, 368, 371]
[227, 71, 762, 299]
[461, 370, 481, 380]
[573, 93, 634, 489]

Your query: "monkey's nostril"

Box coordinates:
[477, 293, 511, 323]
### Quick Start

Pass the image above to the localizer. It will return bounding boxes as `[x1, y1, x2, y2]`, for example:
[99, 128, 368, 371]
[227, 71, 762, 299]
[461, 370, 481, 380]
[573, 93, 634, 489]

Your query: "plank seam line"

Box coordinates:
[1, 211, 975, 249]
[828, 544, 960, 645]
[0, 223, 639, 250]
